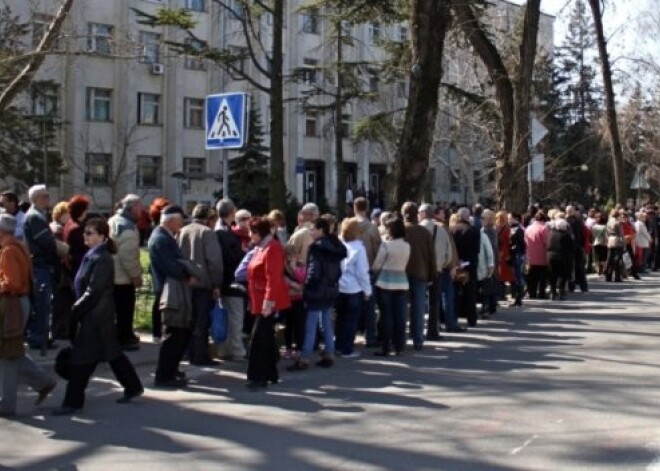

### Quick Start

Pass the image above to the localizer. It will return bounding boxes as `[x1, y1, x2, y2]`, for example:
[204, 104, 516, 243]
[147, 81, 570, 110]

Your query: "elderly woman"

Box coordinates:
[605, 209, 625, 282]
[0, 214, 56, 417]
[246, 217, 290, 390]
[547, 218, 574, 300]
[50, 201, 70, 239]
[495, 211, 515, 302]
[234, 209, 253, 251]
[148, 197, 171, 342]
[634, 211, 652, 273]
[53, 219, 143, 415]
[63, 195, 91, 278]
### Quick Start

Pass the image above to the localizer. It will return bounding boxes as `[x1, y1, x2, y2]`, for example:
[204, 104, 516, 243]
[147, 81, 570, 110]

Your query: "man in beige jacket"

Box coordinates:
[109, 194, 144, 351]
[287, 203, 319, 265]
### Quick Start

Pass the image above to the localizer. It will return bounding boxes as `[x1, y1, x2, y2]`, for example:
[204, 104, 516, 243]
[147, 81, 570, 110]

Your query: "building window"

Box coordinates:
[31, 83, 59, 117]
[398, 26, 408, 43]
[368, 22, 381, 44]
[341, 114, 351, 138]
[184, 0, 205, 12]
[305, 112, 318, 137]
[302, 58, 318, 85]
[184, 98, 204, 129]
[229, 46, 248, 73]
[368, 69, 379, 92]
[450, 171, 460, 192]
[139, 31, 161, 64]
[88, 23, 113, 54]
[397, 80, 407, 99]
[136, 155, 162, 188]
[27, 151, 61, 186]
[85, 153, 111, 185]
[227, 0, 245, 19]
[32, 13, 54, 48]
[184, 38, 206, 70]
[138, 93, 161, 125]
[183, 157, 206, 177]
[302, 9, 319, 34]
[86, 88, 112, 122]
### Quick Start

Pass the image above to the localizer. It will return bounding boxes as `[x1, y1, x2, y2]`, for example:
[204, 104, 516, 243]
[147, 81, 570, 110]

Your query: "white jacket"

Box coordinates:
[477, 231, 494, 281]
[635, 220, 652, 249]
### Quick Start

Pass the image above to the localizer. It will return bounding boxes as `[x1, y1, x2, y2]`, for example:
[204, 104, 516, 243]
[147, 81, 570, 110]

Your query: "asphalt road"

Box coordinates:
[2, 273, 660, 470]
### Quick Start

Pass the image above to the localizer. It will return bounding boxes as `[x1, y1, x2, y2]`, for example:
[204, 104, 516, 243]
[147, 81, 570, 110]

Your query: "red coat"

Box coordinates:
[498, 225, 515, 283]
[247, 238, 291, 315]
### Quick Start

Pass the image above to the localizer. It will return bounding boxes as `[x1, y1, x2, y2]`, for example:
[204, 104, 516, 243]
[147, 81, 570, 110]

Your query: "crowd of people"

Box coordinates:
[0, 183, 657, 417]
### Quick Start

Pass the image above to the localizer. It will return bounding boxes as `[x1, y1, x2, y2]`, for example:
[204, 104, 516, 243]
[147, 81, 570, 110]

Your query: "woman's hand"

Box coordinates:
[262, 299, 275, 316]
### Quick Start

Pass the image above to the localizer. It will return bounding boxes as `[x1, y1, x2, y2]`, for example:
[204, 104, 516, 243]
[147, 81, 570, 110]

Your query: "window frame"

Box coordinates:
[139, 31, 161, 64]
[86, 87, 113, 122]
[183, 157, 207, 177]
[305, 112, 318, 137]
[84, 153, 112, 186]
[302, 9, 320, 35]
[184, 97, 205, 129]
[136, 155, 162, 189]
[184, 0, 205, 12]
[88, 22, 114, 55]
[31, 83, 59, 117]
[138, 92, 161, 125]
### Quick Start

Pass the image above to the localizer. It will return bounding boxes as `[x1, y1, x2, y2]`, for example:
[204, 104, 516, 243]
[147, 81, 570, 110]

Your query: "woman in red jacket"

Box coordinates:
[495, 211, 515, 300]
[246, 217, 291, 390]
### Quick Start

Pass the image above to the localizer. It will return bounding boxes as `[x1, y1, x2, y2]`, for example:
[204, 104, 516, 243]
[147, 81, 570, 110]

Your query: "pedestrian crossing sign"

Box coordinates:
[205, 92, 248, 150]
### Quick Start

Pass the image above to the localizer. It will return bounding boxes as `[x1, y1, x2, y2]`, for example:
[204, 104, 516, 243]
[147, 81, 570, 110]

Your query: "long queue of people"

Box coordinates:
[0, 183, 653, 417]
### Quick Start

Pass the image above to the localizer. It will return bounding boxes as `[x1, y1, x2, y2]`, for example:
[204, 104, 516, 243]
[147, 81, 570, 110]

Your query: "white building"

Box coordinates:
[6, 0, 552, 211]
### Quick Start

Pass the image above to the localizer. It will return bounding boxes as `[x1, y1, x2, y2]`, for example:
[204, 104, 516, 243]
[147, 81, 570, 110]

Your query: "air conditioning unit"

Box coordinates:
[151, 63, 164, 75]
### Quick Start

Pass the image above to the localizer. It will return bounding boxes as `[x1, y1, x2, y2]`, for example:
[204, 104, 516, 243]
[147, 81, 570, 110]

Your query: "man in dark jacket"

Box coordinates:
[289, 218, 346, 370]
[148, 205, 195, 389]
[402, 202, 436, 350]
[566, 206, 588, 292]
[451, 207, 481, 327]
[215, 198, 248, 360]
[24, 184, 59, 351]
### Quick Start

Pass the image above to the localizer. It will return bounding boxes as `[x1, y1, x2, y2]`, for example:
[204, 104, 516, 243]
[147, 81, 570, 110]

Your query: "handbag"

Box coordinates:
[210, 300, 229, 343]
[455, 268, 470, 285]
[622, 251, 633, 270]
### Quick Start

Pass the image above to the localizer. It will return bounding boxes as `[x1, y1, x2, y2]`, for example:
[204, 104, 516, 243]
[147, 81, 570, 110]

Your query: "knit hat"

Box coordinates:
[0, 214, 16, 234]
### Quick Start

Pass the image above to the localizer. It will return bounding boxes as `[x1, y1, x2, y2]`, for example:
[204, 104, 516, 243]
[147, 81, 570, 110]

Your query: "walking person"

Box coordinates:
[24, 185, 60, 351]
[591, 212, 608, 276]
[451, 208, 481, 327]
[620, 211, 641, 280]
[53, 219, 143, 415]
[0, 214, 56, 417]
[372, 216, 410, 356]
[634, 211, 652, 273]
[335, 218, 371, 358]
[480, 209, 500, 317]
[149, 206, 197, 389]
[215, 199, 248, 361]
[245, 217, 290, 389]
[147, 197, 171, 343]
[605, 209, 625, 282]
[178, 204, 224, 366]
[288, 217, 346, 370]
[524, 211, 550, 299]
[108, 194, 144, 352]
[508, 213, 526, 307]
[566, 206, 589, 292]
[495, 211, 515, 303]
[402, 202, 435, 350]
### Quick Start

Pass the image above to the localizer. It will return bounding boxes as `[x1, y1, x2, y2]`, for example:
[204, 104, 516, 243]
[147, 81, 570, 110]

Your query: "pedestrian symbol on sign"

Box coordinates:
[208, 99, 240, 140]
[205, 92, 248, 150]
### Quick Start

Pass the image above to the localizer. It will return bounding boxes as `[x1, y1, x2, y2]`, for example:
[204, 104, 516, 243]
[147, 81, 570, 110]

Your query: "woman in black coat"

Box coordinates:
[53, 219, 143, 415]
[547, 219, 574, 301]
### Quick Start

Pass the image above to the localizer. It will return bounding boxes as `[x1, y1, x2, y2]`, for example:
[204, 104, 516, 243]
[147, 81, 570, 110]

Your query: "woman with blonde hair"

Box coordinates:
[267, 209, 288, 244]
[495, 211, 514, 301]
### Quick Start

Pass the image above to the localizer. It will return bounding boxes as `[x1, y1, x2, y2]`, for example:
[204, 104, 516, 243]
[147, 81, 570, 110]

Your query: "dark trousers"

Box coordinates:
[626, 245, 640, 278]
[52, 284, 74, 340]
[427, 273, 444, 338]
[283, 300, 306, 350]
[377, 288, 407, 354]
[63, 353, 142, 409]
[605, 247, 623, 281]
[115, 284, 137, 345]
[527, 265, 548, 299]
[189, 288, 213, 364]
[548, 255, 570, 296]
[151, 297, 162, 339]
[155, 327, 192, 382]
[335, 292, 363, 355]
[246, 315, 278, 383]
[455, 276, 477, 327]
[572, 249, 588, 291]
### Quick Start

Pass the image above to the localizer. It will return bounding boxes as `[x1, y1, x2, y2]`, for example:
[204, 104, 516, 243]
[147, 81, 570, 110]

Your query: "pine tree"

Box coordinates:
[228, 107, 270, 215]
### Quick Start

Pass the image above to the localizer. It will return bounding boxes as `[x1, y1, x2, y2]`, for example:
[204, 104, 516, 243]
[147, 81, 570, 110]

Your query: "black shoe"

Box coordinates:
[365, 342, 381, 349]
[52, 406, 79, 416]
[315, 358, 334, 368]
[29, 341, 58, 351]
[286, 361, 309, 372]
[175, 370, 186, 379]
[153, 378, 188, 389]
[550, 293, 558, 301]
[246, 381, 268, 391]
[373, 351, 391, 357]
[191, 359, 220, 367]
[35, 380, 57, 406]
[117, 387, 144, 404]
[446, 326, 467, 333]
[425, 333, 443, 341]
[413, 344, 423, 351]
[121, 343, 140, 352]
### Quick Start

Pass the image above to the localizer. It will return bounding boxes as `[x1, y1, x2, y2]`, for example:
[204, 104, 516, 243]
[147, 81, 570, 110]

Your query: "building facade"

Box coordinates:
[7, 0, 553, 211]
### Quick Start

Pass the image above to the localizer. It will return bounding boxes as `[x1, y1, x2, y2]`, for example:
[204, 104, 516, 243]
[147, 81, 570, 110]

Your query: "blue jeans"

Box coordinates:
[513, 254, 525, 287]
[27, 267, 53, 348]
[439, 271, 458, 329]
[302, 308, 335, 359]
[377, 288, 407, 353]
[408, 277, 427, 347]
[335, 293, 363, 355]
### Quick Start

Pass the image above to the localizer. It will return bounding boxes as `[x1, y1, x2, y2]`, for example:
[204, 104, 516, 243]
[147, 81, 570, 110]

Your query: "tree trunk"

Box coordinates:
[268, 0, 287, 211]
[588, 0, 626, 204]
[335, 22, 346, 218]
[452, 1, 515, 209]
[391, 0, 451, 209]
[0, 0, 74, 112]
[510, 0, 541, 211]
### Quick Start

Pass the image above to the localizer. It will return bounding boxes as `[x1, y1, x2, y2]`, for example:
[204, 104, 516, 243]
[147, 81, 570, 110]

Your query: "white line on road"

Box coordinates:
[511, 434, 539, 455]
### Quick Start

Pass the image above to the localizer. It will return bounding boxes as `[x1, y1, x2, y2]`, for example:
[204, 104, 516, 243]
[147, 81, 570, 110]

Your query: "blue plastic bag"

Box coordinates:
[210, 301, 228, 343]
